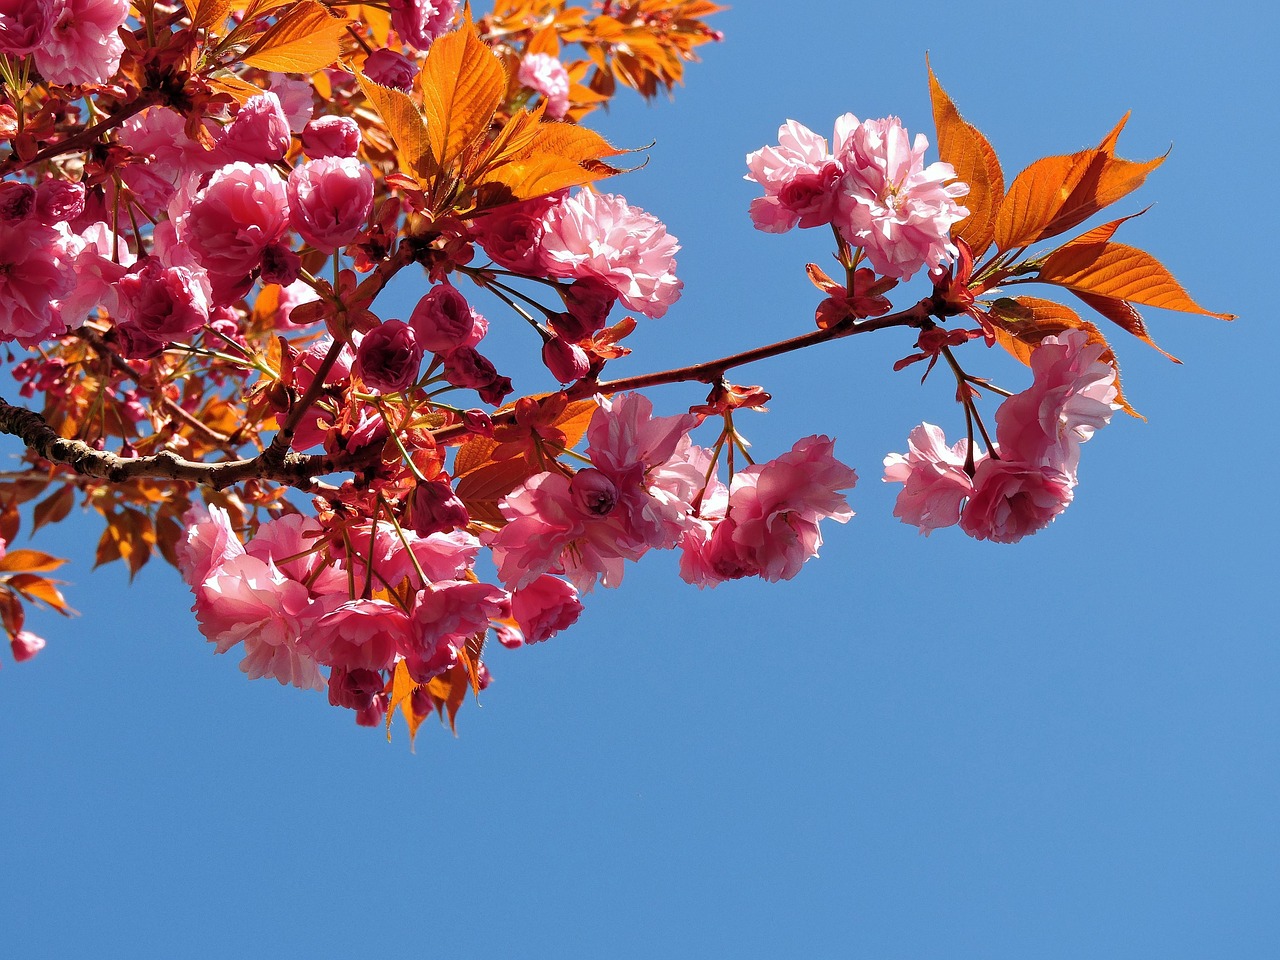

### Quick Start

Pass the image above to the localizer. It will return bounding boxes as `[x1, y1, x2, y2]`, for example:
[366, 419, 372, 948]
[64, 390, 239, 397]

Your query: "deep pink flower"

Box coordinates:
[302, 116, 361, 159]
[994, 329, 1119, 478]
[0, 220, 75, 346]
[194, 553, 325, 690]
[406, 478, 469, 537]
[308, 599, 410, 672]
[406, 579, 507, 680]
[10, 630, 45, 662]
[958, 457, 1074, 544]
[442, 346, 510, 404]
[834, 116, 969, 280]
[542, 336, 590, 383]
[510, 575, 582, 644]
[35, 179, 85, 224]
[287, 157, 374, 255]
[882, 422, 974, 534]
[555, 278, 616, 339]
[213, 93, 292, 165]
[470, 201, 550, 274]
[538, 191, 683, 318]
[0, 181, 36, 222]
[184, 162, 291, 305]
[0, 0, 53, 55]
[389, 0, 456, 51]
[32, 0, 127, 87]
[118, 107, 208, 216]
[175, 502, 245, 589]
[518, 53, 570, 119]
[356, 319, 422, 393]
[327, 667, 388, 726]
[112, 258, 212, 357]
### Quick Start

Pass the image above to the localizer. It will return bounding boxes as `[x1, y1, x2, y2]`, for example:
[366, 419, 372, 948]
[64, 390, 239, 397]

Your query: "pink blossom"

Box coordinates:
[442, 346, 511, 404]
[308, 599, 410, 672]
[302, 116, 361, 159]
[184, 163, 291, 305]
[32, 0, 127, 87]
[356, 319, 422, 393]
[195, 554, 325, 690]
[491, 472, 585, 591]
[327, 667, 388, 726]
[362, 48, 417, 91]
[57, 221, 130, 325]
[0, 220, 75, 346]
[245, 514, 343, 595]
[213, 93, 292, 165]
[267, 76, 314, 132]
[538, 191, 683, 318]
[882, 422, 974, 534]
[542, 336, 590, 383]
[409, 283, 486, 353]
[0, 181, 35, 222]
[406, 579, 507, 680]
[555, 277, 616, 340]
[469, 198, 554, 274]
[287, 157, 374, 255]
[35, 179, 85, 224]
[959, 457, 1074, 544]
[112, 259, 212, 357]
[510, 575, 582, 644]
[744, 119, 842, 233]
[0, 0, 53, 55]
[389, 0, 456, 51]
[994, 329, 1119, 477]
[118, 108, 207, 216]
[175, 502, 245, 588]
[407, 479, 469, 537]
[834, 116, 969, 280]
[518, 53, 570, 119]
[10, 631, 45, 662]
[351, 524, 478, 589]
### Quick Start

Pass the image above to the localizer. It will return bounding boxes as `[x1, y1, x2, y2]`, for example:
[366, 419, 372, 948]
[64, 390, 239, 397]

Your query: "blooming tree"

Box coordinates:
[0, 0, 1231, 742]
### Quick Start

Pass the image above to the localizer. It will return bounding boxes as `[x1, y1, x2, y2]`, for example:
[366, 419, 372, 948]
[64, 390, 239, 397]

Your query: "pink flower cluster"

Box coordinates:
[178, 503, 583, 725]
[491, 395, 858, 592]
[0, 0, 130, 87]
[883, 330, 1120, 543]
[471, 190, 683, 319]
[745, 114, 970, 280]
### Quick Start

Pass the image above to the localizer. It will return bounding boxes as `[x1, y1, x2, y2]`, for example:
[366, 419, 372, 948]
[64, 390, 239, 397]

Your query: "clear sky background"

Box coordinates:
[3, 2, 1277, 958]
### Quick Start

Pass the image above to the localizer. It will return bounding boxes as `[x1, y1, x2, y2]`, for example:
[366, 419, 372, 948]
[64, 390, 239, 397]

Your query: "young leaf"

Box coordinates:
[355, 70, 439, 181]
[471, 118, 625, 201]
[420, 19, 508, 172]
[0, 549, 68, 574]
[1037, 241, 1235, 320]
[184, 0, 234, 35]
[927, 62, 1004, 260]
[7, 574, 75, 615]
[32, 485, 75, 533]
[241, 0, 351, 74]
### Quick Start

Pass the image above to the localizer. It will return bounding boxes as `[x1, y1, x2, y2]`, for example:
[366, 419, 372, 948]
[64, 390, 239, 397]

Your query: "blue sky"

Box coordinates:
[2, 2, 1277, 958]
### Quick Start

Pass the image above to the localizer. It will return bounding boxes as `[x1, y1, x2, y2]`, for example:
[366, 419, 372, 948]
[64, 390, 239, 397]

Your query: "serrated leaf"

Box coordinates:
[454, 457, 539, 520]
[185, 0, 234, 34]
[386, 658, 428, 747]
[928, 61, 1004, 260]
[7, 574, 74, 615]
[420, 19, 507, 172]
[1037, 241, 1235, 320]
[241, 0, 350, 73]
[31, 485, 74, 533]
[355, 68, 439, 181]
[472, 119, 625, 200]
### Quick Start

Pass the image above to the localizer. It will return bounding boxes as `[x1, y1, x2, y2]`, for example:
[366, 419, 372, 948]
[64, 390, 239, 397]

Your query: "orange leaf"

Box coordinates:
[527, 23, 560, 56]
[386, 659, 428, 748]
[995, 115, 1165, 251]
[241, 0, 351, 73]
[0, 549, 67, 574]
[31, 485, 74, 533]
[0, 590, 24, 636]
[472, 118, 625, 201]
[1037, 241, 1235, 319]
[0, 498, 19, 543]
[425, 660, 471, 733]
[355, 69, 439, 181]
[184, 0, 234, 34]
[420, 19, 508, 172]
[1070, 291, 1179, 363]
[553, 397, 598, 449]
[454, 457, 539, 524]
[927, 61, 1004, 259]
[7, 574, 75, 615]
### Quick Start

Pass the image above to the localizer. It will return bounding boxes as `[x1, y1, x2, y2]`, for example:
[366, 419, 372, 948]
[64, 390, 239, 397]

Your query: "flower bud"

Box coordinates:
[356, 319, 423, 393]
[215, 93, 292, 165]
[0, 181, 35, 223]
[301, 116, 361, 159]
[408, 478, 469, 536]
[362, 48, 417, 91]
[541, 336, 590, 384]
[10, 631, 45, 662]
[410, 284, 480, 354]
[287, 157, 374, 255]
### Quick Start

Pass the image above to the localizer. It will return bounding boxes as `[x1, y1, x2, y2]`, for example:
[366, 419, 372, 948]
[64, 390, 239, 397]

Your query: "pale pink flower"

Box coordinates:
[0, 0, 53, 55]
[722, 435, 857, 582]
[287, 157, 374, 255]
[301, 116, 360, 160]
[0, 220, 75, 346]
[835, 116, 969, 280]
[994, 329, 1119, 478]
[35, 180, 85, 224]
[510, 575, 583, 644]
[57, 221, 130, 326]
[32, 0, 127, 87]
[245, 514, 342, 594]
[10, 630, 45, 662]
[307, 599, 410, 672]
[389, 0, 456, 51]
[744, 119, 842, 233]
[175, 502, 245, 588]
[959, 458, 1074, 544]
[118, 108, 209, 216]
[195, 553, 325, 690]
[350, 523, 479, 589]
[491, 472, 585, 591]
[267, 75, 315, 132]
[538, 191, 683, 318]
[882, 422, 974, 534]
[184, 162, 291, 305]
[518, 53, 570, 119]
[356, 319, 422, 393]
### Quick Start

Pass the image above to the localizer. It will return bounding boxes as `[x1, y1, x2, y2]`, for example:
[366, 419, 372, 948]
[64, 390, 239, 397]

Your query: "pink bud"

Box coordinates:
[301, 116, 361, 159]
[552, 277, 616, 340]
[569, 468, 618, 516]
[511, 575, 582, 644]
[410, 284, 479, 354]
[408, 478, 469, 536]
[356, 319, 423, 393]
[216, 93, 292, 165]
[362, 48, 417, 91]
[463, 409, 494, 436]
[0, 181, 35, 222]
[541, 335, 590, 383]
[10, 631, 45, 662]
[287, 157, 374, 255]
